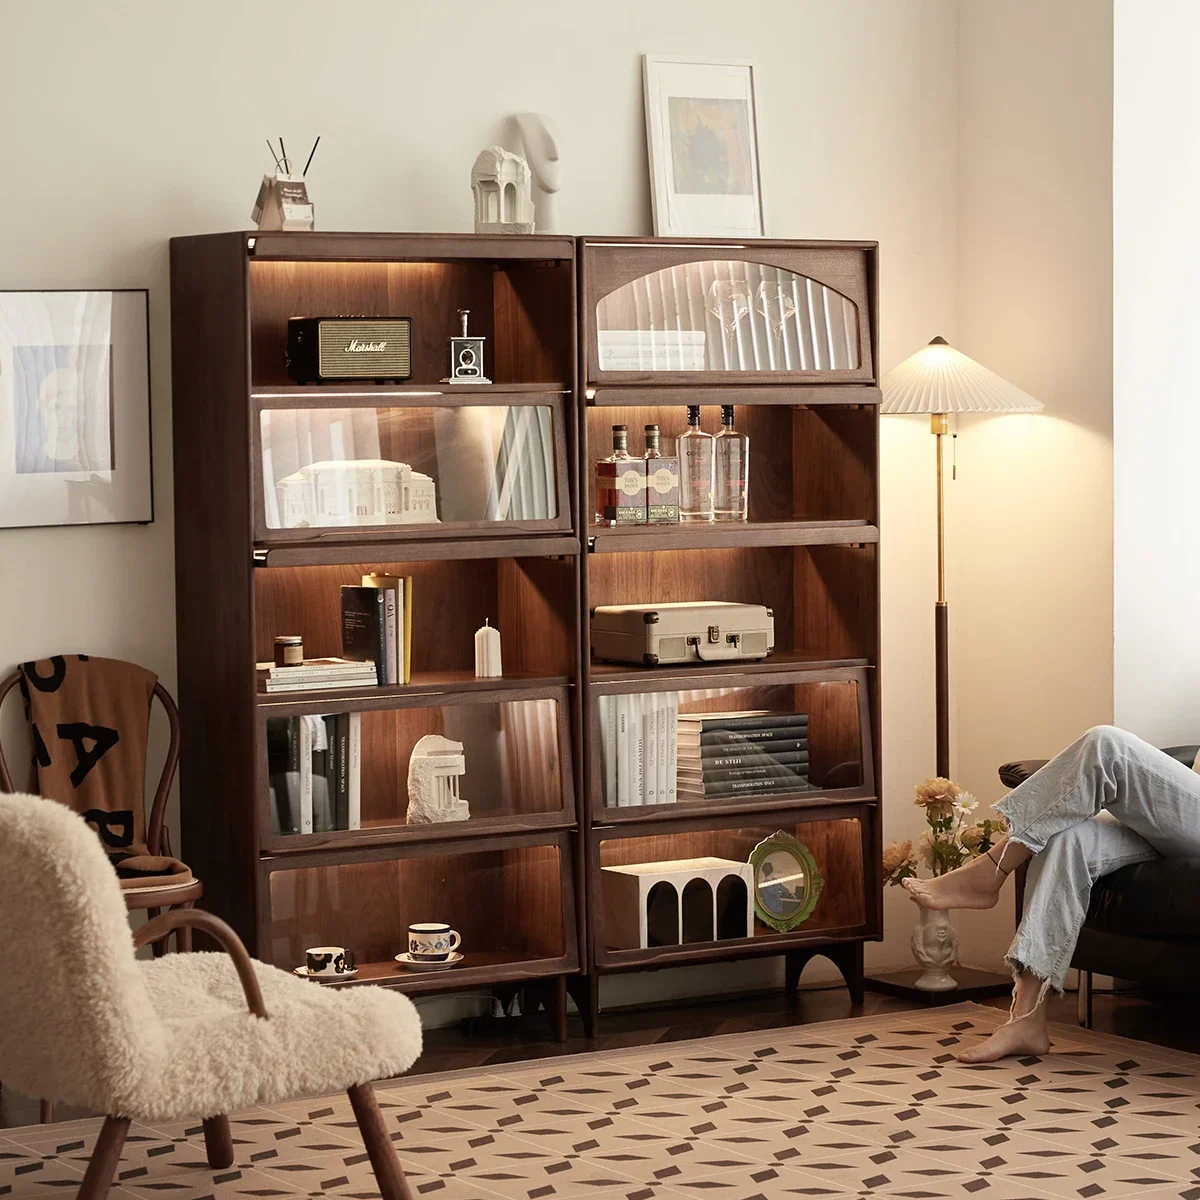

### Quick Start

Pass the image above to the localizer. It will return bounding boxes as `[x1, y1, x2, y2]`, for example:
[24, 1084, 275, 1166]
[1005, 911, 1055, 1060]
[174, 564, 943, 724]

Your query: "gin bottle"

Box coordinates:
[678, 405, 714, 522]
[713, 404, 749, 521]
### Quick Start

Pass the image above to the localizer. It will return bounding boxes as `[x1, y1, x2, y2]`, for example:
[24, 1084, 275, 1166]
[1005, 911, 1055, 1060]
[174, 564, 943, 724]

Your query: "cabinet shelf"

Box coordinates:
[300, 951, 577, 996]
[588, 519, 878, 553]
[591, 790, 877, 827]
[255, 534, 580, 568]
[588, 652, 869, 690]
[256, 671, 571, 713]
[252, 382, 570, 405]
[586, 384, 881, 407]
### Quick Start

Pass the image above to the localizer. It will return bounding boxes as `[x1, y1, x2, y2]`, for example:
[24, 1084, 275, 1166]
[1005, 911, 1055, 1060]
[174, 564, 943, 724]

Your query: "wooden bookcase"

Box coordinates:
[577, 237, 883, 1026]
[169, 231, 882, 1041]
[169, 232, 584, 1038]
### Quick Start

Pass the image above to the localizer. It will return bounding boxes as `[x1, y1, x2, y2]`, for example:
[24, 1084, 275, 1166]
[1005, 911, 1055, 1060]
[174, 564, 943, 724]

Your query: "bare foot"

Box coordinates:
[957, 1013, 1050, 1063]
[902, 848, 1008, 911]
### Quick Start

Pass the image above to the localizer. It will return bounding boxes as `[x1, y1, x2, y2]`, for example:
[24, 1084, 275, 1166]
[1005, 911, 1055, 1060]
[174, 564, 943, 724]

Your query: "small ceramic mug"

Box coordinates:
[408, 922, 461, 961]
[305, 945, 355, 977]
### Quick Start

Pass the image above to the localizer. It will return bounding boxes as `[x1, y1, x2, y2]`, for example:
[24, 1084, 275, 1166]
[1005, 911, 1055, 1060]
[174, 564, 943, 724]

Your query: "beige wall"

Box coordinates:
[1113, 0, 1200, 744]
[946, 0, 1114, 967]
[0, 0, 1119, 1014]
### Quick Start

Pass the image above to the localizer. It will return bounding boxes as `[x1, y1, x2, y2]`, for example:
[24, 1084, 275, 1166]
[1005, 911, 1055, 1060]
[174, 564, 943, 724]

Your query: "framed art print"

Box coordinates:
[643, 55, 765, 238]
[0, 290, 152, 528]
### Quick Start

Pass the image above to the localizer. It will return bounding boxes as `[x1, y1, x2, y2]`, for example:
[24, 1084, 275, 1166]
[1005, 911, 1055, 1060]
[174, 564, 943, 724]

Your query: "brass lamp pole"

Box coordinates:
[882, 336, 1042, 778]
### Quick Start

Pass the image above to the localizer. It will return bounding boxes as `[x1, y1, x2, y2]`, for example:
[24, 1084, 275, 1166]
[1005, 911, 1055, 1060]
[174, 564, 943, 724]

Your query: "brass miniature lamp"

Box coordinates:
[881, 337, 1042, 777]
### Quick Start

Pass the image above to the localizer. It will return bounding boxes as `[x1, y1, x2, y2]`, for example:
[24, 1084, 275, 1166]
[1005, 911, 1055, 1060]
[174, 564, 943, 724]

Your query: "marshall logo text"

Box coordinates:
[344, 339, 387, 352]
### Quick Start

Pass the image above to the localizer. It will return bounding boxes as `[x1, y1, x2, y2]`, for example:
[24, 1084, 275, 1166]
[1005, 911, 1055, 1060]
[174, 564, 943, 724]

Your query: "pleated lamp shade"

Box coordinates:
[881, 337, 1043, 415]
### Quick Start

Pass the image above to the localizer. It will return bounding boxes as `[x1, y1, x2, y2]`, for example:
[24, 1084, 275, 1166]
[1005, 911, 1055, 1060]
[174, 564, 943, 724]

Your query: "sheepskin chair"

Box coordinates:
[0, 793, 422, 1200]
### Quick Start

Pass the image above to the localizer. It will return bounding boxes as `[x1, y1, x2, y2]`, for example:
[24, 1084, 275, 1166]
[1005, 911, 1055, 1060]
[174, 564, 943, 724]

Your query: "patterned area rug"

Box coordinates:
[2, 1002, 1199, 1199]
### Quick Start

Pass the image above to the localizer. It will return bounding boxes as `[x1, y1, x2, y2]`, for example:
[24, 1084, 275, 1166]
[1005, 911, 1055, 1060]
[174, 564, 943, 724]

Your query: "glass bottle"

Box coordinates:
[678, 405, 714, 522]
[713, 404, 749, 521]
[643, 424, 680, 524]
[595, 424, 646, 525]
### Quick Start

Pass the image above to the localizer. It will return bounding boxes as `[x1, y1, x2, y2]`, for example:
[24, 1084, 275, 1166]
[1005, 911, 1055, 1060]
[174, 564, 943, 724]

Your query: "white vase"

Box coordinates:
[911, 906, 959, 992]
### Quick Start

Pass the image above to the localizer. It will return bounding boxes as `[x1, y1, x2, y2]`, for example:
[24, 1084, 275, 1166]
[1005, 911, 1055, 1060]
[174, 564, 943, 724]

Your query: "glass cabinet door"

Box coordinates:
[582, 242, 875, 386]
[254, 394, 570, 541]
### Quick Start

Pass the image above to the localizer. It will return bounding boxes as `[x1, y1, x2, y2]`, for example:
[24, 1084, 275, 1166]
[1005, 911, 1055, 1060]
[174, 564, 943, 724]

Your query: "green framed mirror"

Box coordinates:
[749, 831, 824, 932]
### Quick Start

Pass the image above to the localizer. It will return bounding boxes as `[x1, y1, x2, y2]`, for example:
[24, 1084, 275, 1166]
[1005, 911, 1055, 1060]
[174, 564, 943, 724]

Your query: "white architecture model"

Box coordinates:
[471, 146, 535, 234]
[406, 735, 470, 825]
[275, 459, 437, 528]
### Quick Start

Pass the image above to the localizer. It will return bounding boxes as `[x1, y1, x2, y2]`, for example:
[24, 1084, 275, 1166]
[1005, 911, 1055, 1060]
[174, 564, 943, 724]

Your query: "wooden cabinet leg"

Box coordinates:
[786, 945, 864, 1006]
[78, 1115, 130, 1200]
[348, 1082, 413, 1200]
[202, 1115, 234, 1169]
[566, 974, 599, 1039]
[39, 1098, 54, 1124]
[551, 976, 569, 1043]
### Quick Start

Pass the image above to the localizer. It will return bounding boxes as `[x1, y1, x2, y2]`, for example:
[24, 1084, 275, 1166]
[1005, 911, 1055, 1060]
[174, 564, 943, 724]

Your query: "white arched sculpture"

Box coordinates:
[406, 734, 470, 825]
[472, 146, 535, 234]
[515, 113, 562, 233]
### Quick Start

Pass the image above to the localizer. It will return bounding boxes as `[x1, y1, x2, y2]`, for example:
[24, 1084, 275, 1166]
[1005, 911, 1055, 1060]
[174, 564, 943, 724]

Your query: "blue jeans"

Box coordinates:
[995, 725, 1200, 992]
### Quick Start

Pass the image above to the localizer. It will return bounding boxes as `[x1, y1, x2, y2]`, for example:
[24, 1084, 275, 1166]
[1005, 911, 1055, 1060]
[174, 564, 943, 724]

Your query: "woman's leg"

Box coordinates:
[957, 812, 1158, 1062]
[905, 725, 1200, 911]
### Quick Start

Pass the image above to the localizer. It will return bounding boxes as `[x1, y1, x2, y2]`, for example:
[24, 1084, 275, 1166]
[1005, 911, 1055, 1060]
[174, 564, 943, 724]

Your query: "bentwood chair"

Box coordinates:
[0, 666, 204, 948]
[0, 794, 422, 1200]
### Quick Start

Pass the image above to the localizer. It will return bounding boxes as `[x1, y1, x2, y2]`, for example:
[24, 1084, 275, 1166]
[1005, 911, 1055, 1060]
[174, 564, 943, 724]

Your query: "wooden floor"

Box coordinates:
[4, 982, 1194, 1130]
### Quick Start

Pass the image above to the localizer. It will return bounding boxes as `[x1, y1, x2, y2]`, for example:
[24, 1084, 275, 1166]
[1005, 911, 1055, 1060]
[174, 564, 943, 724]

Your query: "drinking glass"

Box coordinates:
[755, 279, 799, 368]
[706, 279, 752, 369]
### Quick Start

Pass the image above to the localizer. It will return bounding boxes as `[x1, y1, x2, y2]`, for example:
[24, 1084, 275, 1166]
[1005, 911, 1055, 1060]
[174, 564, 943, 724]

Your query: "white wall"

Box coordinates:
[0, 0, 969, 1013]
[1113, 0, 1200, 744]
[947, 0, 1114, 968]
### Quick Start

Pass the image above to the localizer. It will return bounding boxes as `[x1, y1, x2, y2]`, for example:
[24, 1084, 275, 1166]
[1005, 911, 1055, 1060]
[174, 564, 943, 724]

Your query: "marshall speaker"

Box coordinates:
[286, 317, 413, 383]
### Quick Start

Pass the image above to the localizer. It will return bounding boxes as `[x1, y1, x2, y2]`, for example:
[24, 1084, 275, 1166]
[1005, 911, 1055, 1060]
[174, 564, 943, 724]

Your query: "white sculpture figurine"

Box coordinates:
[515, 113, 562, 233]
[275, 460, 437, 528]
[406, 734, 470, 825]
[471, 146, 535, 234]
[910, 908, 959, 992]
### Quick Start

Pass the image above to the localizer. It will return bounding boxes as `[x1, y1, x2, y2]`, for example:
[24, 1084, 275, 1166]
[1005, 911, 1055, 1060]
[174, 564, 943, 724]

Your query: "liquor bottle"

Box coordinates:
[595, 424, 646, 525]
[678, 405, 715, 522]
[643, 424, 680, 524]
[713, 404, 749, 521]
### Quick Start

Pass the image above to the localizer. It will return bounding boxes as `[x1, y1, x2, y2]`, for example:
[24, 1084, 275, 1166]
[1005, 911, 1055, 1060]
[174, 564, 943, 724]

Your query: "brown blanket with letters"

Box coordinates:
[20, 654, 192, 890]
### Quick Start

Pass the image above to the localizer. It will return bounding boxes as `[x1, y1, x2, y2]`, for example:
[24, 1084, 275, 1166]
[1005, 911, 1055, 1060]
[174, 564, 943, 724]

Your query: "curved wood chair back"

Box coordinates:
[0, 667, 181, 857]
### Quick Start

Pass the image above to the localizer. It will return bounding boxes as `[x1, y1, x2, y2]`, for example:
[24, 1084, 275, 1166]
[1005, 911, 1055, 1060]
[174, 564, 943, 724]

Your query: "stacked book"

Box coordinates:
[258, 657, 377, 694]
[598, 691, 679, 807]
[266, 713, 362, 835]
[341, 573, 412, 686]
[597, 329, 707, 372]
[676, 710, 810, 802]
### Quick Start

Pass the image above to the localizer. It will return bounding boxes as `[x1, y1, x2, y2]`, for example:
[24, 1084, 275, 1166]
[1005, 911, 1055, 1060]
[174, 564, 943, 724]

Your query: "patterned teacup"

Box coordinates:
[408, 922, 461, 962]
[305, 945, 355, 977]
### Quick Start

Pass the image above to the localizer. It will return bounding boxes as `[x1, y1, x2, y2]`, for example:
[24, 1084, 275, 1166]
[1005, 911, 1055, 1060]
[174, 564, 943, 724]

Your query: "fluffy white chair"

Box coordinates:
[0, 793, 422, 1200]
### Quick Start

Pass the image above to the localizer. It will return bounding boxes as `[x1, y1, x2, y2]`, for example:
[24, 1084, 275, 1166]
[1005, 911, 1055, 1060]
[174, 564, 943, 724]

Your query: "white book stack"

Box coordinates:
[598, 329, 707, 372]
[259, 657, 378, 693]
[598, 691, 679, 807]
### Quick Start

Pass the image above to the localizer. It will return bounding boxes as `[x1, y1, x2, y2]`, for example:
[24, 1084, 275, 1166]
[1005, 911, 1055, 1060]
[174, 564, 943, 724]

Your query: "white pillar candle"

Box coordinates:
[474, 620, 502, 678]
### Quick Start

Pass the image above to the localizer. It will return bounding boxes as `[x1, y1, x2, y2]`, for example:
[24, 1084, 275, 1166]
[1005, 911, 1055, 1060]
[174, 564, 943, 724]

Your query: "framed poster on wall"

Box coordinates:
[0, 290, 152, 529]
[643, 55, 765, 238]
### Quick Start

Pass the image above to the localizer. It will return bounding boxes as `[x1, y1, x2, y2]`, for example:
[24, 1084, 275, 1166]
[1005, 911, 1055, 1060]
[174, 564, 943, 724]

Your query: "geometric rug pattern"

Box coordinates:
[3, 1003, 1199, 1199]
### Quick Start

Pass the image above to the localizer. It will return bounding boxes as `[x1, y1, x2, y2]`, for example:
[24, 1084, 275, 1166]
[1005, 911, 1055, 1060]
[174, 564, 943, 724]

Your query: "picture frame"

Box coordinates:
[0, 290, 153, 529]
[748, 830, 823, 933]
[642, 54, 765, 238]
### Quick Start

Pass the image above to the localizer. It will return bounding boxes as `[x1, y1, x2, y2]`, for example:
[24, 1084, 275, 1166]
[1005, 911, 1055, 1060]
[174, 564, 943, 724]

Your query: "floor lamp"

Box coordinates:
[881, 337, 1042, 777]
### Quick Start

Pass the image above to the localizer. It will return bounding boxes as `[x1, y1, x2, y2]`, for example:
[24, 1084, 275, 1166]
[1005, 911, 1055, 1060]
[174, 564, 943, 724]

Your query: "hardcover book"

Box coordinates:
[340, 586, 387, 682]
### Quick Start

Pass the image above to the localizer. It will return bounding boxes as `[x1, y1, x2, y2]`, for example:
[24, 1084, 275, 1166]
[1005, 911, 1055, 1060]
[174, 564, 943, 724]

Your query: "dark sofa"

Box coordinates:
[999, 744, 1200, 1024]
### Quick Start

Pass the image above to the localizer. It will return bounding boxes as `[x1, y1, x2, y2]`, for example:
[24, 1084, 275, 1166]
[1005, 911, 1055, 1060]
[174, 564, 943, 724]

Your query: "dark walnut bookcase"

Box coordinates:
[169, 232, 584, 1037]
[577, 237, 883, 1028]
[169, 232, 882, 1040]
